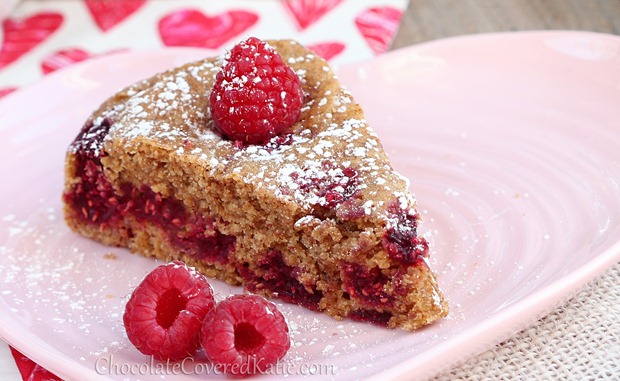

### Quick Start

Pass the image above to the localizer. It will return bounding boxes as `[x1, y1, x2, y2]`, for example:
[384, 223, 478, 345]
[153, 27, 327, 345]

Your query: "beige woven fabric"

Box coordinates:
[432, 262, 620, 380]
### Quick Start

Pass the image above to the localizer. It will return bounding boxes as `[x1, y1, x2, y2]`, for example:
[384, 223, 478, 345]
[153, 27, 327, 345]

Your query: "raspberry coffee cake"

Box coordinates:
[62, 38, 448, 330]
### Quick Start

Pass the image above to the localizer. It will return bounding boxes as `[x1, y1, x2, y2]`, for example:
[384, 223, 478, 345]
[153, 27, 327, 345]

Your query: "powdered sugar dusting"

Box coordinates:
[105, 59, 221, 146]
[0, 206, 141, 359]
[0, 204, 385, 378]
[74, 40, 415, 224]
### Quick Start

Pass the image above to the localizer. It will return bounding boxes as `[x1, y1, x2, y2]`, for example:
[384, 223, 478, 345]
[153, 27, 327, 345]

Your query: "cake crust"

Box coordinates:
[63, 39, 448, 330]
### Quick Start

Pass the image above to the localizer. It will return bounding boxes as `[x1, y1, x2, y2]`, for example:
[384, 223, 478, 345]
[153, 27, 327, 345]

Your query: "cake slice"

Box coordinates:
[62, 38, 448, 330]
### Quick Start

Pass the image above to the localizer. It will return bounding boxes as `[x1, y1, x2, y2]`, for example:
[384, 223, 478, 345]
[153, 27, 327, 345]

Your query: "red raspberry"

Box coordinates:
[123, 261, 215, 361]
[209, 37, 304, 145]
[201, 294, 290, 376]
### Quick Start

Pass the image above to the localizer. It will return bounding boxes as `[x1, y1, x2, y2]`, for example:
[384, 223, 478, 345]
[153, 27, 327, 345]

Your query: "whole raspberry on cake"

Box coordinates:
[62, 38, 448, 330]
[209, 37, 304, 144]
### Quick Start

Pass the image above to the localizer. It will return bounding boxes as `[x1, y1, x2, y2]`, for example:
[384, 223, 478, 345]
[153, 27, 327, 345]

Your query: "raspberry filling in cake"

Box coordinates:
[62, 38, 447, 330]
[64, 118, 236, 265]
[63, 119, 425, 325]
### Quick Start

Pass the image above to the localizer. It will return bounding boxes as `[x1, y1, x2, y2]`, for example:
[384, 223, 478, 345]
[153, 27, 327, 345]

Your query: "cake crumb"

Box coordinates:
[103, 253, 118, 260]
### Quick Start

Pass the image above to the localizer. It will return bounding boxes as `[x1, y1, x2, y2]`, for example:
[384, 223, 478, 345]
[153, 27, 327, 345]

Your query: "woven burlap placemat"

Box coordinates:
[431, 262, 620, 380]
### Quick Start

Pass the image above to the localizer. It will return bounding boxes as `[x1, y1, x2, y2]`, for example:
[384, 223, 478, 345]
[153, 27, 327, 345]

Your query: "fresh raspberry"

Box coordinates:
[201, 294, 290, 377]
[209, 37, 304, 145]
[123, 261, 215, 361]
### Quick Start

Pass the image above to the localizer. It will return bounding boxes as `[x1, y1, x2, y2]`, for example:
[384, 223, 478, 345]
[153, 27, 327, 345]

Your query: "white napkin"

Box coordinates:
[0, 0, 21, 20]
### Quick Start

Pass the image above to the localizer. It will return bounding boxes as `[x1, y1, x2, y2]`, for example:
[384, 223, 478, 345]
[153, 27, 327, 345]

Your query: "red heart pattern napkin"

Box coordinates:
[0, 11, 63, 69]
[158, 9, 260, 49]
[0, 0, 409, 379]
[85, 0, 147, 32]
[0, 0, 408, 99]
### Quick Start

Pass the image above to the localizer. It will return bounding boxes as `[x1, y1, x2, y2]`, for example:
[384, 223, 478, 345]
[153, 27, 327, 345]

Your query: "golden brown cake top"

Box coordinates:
[75, 40, 418, 226]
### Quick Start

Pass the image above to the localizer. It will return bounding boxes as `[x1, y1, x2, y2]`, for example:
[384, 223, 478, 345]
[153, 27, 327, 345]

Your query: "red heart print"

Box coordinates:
[158, 9, 259, 49]
[0, 12, 63, 69]
[307, 42, 345, 61]
[40, 48, 129, 74]
[85, 0, 146, 32]
[0, 87, 17, 99]
[283, 0, 343, 30]
[41, 48, 91, 74]
[10, 346, 62, 381]
[355, 6, 403, 55]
